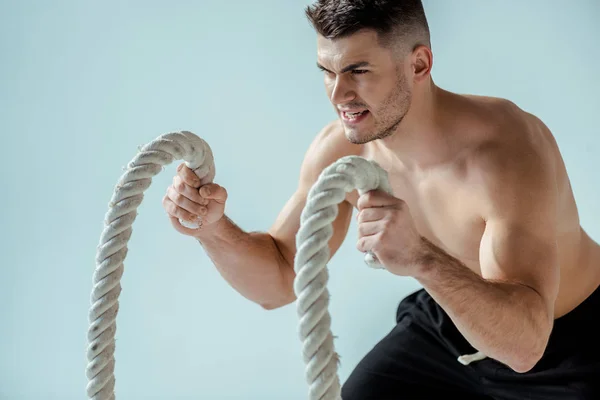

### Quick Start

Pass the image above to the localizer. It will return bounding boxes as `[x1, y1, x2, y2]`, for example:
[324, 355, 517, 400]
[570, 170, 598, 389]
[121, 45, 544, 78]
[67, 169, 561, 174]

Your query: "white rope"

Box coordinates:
[293, 155, 393, 400]
[89, 130, 477, 400]
[87, 131, 215, 399]
[457, 351, 487, 365]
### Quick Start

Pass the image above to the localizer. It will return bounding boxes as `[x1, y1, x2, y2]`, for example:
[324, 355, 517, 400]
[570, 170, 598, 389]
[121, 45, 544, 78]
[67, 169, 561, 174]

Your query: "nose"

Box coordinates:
[329, 75, 355, 106]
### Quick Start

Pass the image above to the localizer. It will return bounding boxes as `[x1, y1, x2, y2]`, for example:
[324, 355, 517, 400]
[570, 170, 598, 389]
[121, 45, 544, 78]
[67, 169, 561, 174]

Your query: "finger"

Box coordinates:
[356, 236, 376, 253]
[199, 183, 228, 204]
[172, 176, 208, 205]
[357, 189, 400, 210]
[357, 232, 383, 254]
[163, 194, 205, 222]
[168, 215, 201, 236]
[357, 208, 386, 223]
[357, 221, 380, 237]
[166, 186, 209, 217]
[177, 163, 202, 188]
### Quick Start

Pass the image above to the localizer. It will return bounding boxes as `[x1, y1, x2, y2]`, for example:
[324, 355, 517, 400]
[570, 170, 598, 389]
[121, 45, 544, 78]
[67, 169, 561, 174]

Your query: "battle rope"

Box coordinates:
[293, 155, 393, 400]
[87, 131, 215, 399]
[87, 130, 484, 400]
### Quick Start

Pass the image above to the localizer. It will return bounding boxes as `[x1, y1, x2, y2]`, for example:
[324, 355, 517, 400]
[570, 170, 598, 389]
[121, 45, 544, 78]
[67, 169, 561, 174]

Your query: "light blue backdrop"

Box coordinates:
[1, 1, 599, 399]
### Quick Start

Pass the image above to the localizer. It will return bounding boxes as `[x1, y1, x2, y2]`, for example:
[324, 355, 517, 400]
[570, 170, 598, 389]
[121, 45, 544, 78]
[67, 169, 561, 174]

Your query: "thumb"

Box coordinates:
[357, 189, 399, 210]
[199, 183, 228, 204]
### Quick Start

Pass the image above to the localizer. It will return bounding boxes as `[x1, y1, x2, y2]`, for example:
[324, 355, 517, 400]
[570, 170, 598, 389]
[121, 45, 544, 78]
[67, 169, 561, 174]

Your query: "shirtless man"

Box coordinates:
[162, 0, 600, 398]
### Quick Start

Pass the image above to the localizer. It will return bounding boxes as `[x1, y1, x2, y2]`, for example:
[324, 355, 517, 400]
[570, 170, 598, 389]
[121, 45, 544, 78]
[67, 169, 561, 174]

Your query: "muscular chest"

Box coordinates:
[407, 175, 485, 266]
[350, 165, 486, 270]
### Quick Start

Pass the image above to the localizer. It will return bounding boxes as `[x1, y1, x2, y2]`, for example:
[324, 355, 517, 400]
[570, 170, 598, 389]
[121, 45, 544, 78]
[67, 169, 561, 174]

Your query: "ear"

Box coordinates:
[411, 45, 433, 82]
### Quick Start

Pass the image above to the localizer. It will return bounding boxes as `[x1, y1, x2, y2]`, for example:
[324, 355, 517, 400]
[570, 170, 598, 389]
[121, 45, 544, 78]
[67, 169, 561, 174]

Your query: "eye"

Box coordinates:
[320, 68, 334, 77]
[351, 69, 368, 75]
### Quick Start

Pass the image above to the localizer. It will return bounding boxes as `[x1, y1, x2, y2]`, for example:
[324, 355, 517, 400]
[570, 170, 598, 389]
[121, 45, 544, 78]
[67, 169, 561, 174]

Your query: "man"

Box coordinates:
[162, 0, 600, 398]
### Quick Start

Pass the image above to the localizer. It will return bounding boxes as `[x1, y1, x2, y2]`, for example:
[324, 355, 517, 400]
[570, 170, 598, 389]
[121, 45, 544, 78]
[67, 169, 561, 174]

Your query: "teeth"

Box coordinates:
[345, 110, 366, 119]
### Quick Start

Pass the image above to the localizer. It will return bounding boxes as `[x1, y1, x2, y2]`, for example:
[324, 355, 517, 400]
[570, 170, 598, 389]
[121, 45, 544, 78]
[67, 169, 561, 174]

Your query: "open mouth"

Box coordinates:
[342, 110, 369, 123]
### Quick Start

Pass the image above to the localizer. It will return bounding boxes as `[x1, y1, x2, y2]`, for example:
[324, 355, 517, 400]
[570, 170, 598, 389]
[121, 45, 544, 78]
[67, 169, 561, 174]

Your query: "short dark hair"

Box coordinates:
[305, 0, 431, 50]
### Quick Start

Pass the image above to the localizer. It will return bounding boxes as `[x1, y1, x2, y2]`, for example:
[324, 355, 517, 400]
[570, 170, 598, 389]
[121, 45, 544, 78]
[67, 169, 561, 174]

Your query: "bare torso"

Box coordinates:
[339, 94, 600, 319]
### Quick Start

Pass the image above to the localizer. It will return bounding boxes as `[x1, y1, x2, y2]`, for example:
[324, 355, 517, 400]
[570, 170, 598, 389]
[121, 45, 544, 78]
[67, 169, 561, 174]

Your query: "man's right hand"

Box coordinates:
[162, 162, 228, 237]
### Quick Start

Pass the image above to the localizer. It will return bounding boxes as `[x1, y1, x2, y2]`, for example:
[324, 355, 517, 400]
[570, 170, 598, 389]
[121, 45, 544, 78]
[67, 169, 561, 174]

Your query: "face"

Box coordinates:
[317, 29, 412, 144]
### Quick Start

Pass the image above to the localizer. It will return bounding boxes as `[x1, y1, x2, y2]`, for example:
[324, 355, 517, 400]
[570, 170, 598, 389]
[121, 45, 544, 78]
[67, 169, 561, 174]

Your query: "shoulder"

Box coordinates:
[306, 119, 361, 157]
[299, 119, 363, 185]
[465, 100, 559, 221]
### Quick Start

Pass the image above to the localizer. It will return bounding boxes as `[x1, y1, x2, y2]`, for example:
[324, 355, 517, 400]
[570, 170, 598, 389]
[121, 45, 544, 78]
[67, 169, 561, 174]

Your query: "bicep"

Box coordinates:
[268, 189, 354, 270]
[479, 219, 560, 309]
[477, 144, 560, 312]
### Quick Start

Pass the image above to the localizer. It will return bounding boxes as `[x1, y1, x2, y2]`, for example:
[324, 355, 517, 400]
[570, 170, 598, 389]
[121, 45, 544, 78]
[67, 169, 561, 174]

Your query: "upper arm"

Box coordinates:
[475, 139, 560, 317]
[268, 120, 361, 272]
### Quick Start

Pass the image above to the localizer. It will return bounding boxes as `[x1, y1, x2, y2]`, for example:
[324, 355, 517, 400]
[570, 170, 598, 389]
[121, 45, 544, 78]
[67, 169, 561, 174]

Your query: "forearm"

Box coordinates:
[415, 239, 552, 372]
[194, 215, 294, 308]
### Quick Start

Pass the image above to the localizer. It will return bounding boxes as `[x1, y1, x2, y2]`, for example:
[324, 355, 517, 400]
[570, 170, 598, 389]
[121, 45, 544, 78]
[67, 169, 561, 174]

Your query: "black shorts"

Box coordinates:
[341, 285, 600, 400]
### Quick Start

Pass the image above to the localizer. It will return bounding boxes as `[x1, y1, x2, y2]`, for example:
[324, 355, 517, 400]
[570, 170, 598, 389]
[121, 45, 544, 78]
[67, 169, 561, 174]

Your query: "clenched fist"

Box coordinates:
[356, 189, 429, 277]
[162, 162, 228, 236]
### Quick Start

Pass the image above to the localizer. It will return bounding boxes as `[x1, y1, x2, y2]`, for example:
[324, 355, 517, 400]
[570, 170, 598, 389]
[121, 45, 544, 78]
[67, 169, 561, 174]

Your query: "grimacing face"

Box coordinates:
[316, 29, 412, 144]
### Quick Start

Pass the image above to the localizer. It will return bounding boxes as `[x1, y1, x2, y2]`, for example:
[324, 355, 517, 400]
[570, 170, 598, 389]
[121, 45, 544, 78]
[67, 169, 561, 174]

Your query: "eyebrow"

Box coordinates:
[317, 61, 371, 74]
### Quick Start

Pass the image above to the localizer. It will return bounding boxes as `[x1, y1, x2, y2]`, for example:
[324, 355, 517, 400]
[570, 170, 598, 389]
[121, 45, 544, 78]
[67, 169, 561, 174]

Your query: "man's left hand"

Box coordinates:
[356, 189, 429, 276]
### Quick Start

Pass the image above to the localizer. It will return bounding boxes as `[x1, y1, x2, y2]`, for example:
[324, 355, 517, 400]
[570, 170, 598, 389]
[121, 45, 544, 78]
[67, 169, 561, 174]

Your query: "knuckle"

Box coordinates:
[357, 237, 367, 251]
[166, 186, 176, 200]
[357, 223, 367, 236]
[163, 197, 174, 211]
[199, 183, 212, 196]
[358, 196, 367, 208]
[186, 172, 199, 185]
[190, 193, 202, 205]
[165, 203, 177, 216]
[172, 203, 183, 215]
[176, 181, 186, 192]
[174, 192, 186, 204]
[357, 210, 366, 223]
[357, 196, 366, 209]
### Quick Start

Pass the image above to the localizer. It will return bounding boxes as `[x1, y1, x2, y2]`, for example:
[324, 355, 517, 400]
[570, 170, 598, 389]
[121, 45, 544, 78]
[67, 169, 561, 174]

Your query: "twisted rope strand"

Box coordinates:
[294, 156, 392, 400]
[89, 131, 394, 400]
[87, 131, 215, 399]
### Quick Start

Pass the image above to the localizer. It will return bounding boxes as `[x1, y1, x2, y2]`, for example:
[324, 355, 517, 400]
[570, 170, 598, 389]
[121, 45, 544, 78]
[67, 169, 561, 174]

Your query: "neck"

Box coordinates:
[379, 81, 462, 170]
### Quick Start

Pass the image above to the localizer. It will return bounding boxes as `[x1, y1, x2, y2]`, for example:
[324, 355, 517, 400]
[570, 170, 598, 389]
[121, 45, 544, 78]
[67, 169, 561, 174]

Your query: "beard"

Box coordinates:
[344, 71, 412, 145]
